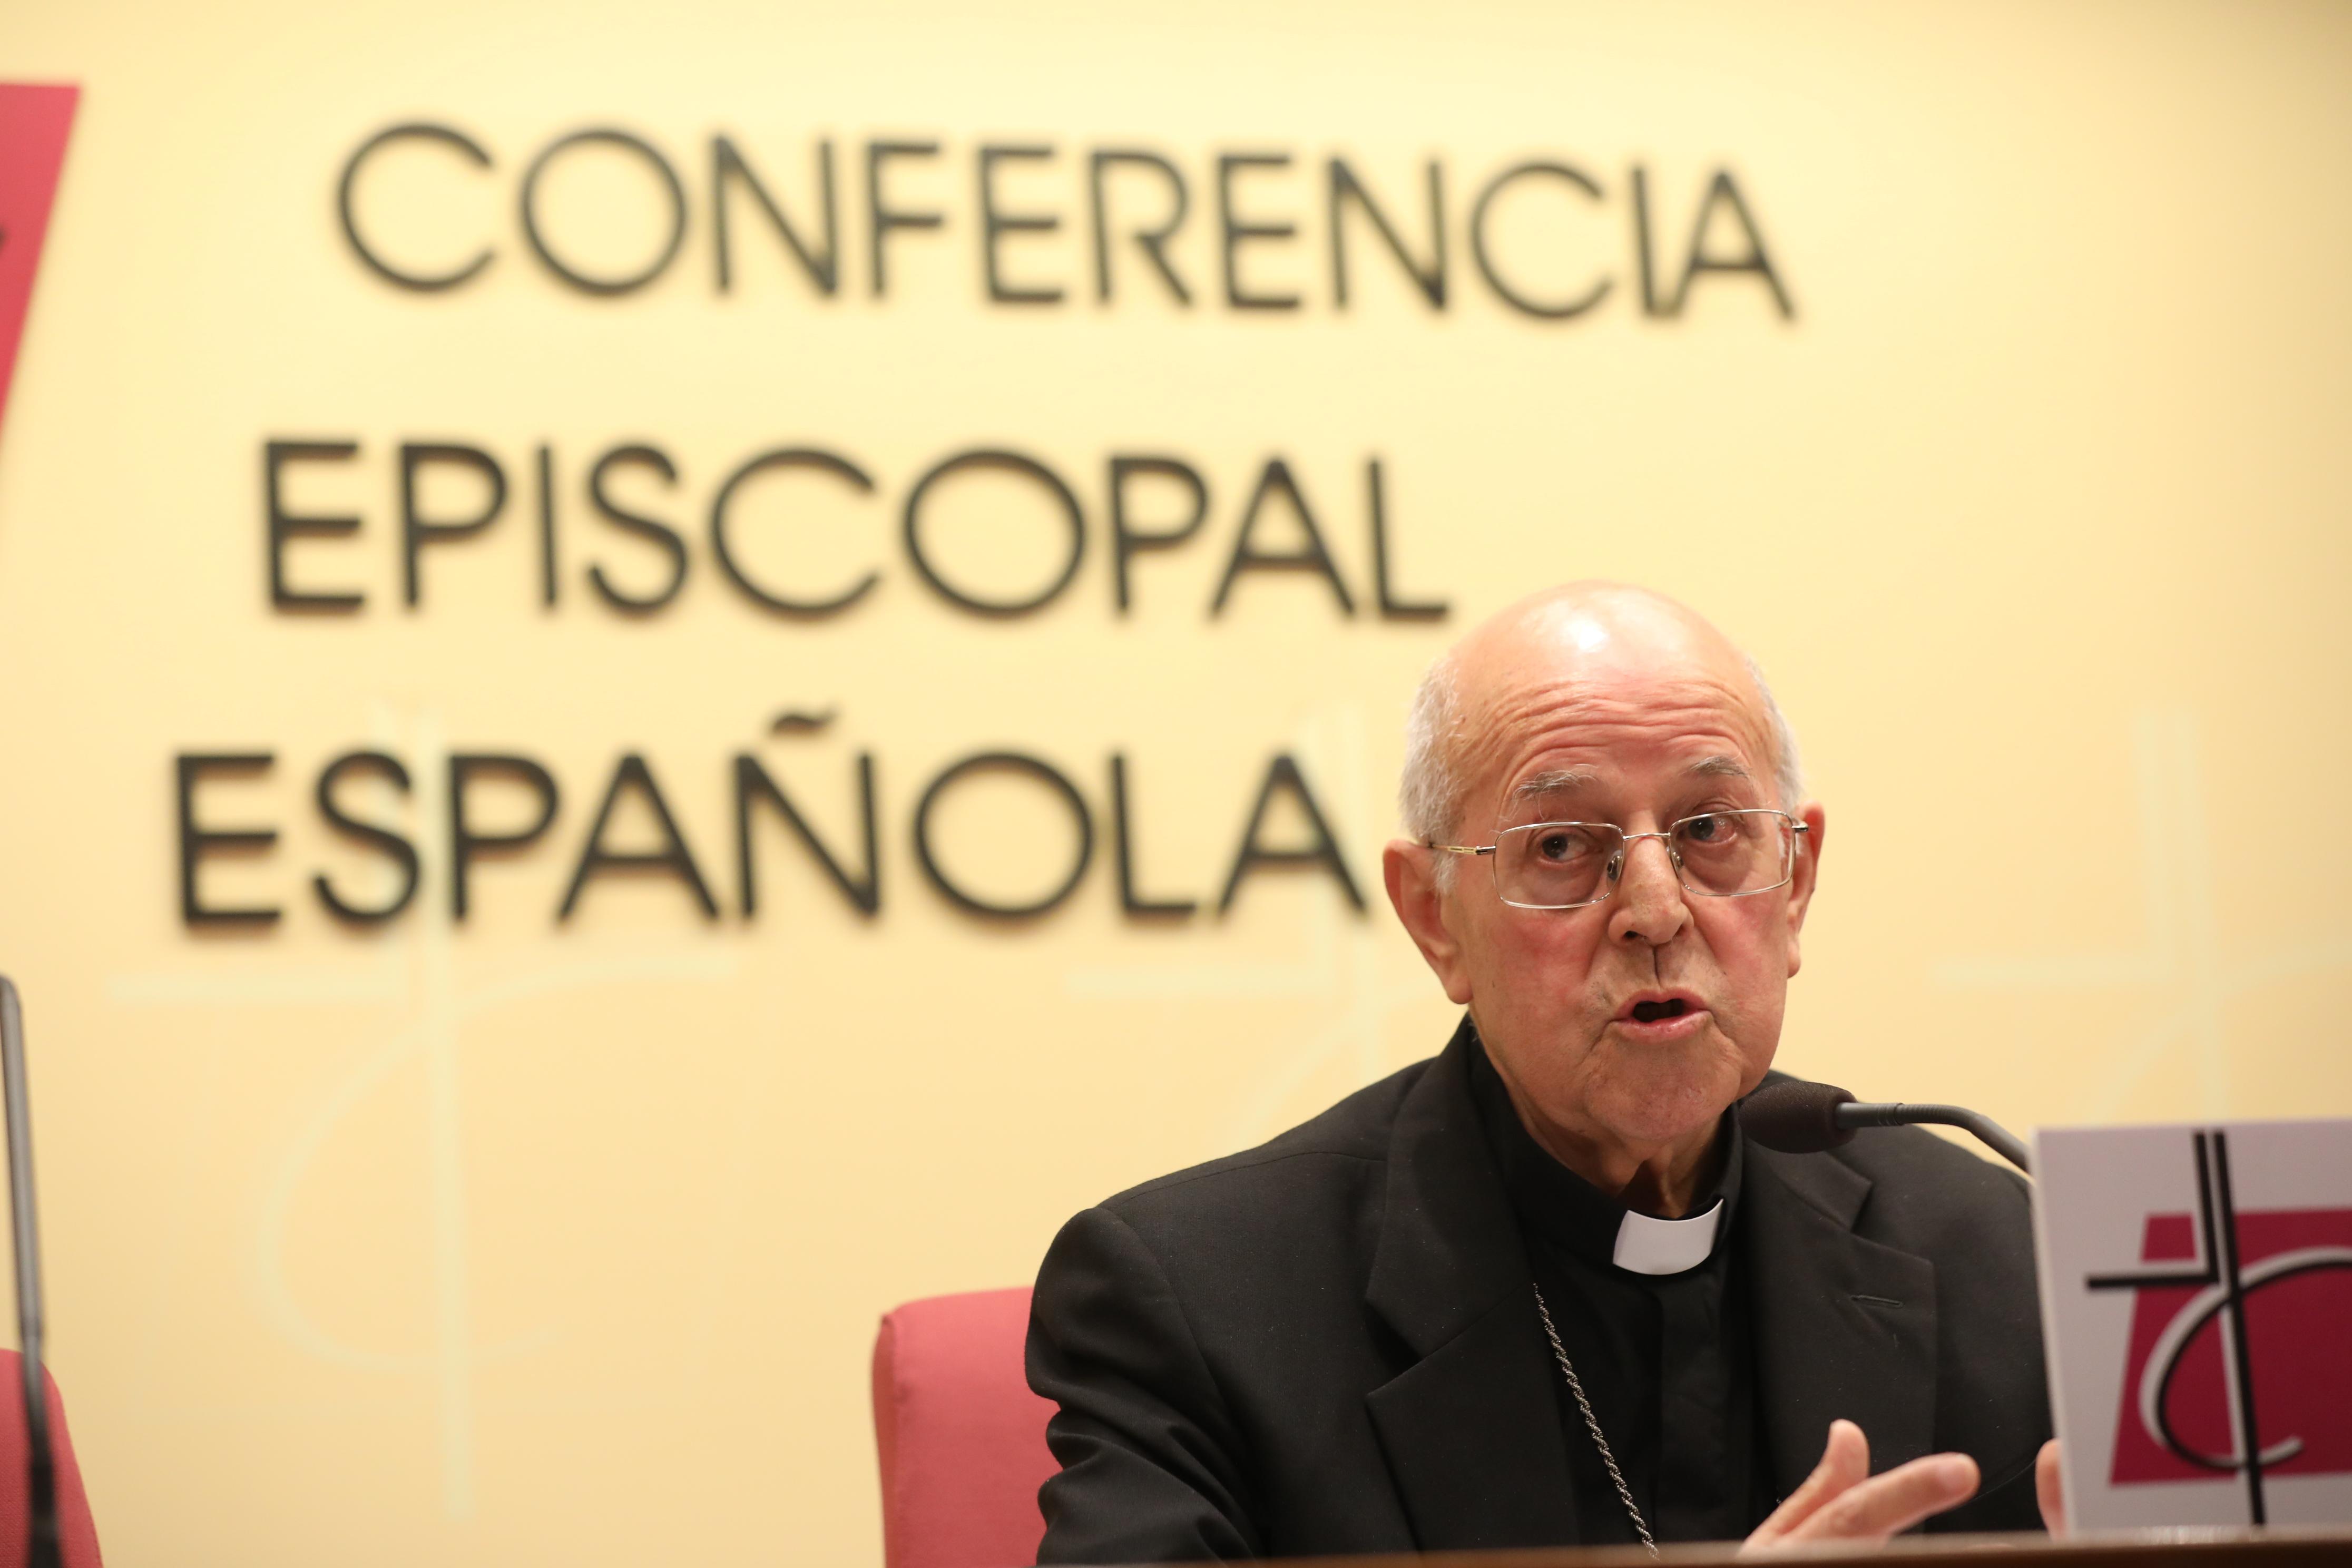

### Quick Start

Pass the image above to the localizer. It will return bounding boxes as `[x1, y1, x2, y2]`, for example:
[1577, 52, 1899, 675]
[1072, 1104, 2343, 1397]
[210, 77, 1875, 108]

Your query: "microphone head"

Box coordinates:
[1740, 1079, 1858, 1154]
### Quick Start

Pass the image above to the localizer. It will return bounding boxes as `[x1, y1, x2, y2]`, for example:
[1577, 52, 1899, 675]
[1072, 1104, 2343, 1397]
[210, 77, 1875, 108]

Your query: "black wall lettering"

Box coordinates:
[866, 139, 943, 297]
[1469, 160, 1612, 320]
[518, 128, 687, 296]
[1366, 458, 1446, 621]
[1210, 458, 1356, 617]
[332, 128, 1795, 322]
[1631, 163, 1663, 317]
[1108, 455, 1209, 614]
[712, 134, 839, 296]
[559, 753, 719, 920]
[176, 752, 281, 928]
[913, 751, 1095, 919]
[265, 438, 364, 613]
[1218, 754, 1365, 914]
[1088, 149, 1191, 306]
[977, 143, 1063, 305]
[337, 122, 494, 292]
[709, 447, 878, 618]
[1217, 152, 1300, 311]
[586, 444, 689, 613]
[400, 442, 508, 609]
[733, 751, 880, 916]
[535, 444, 558, 609]
[1110, 754, 1195, 917]
[902, 449, 1086, 618]
[447, 753, 560, 920]
[1327, 156, 1446, 309]
[312, 750, 420, 924]
[1672, 169, 1794, 318]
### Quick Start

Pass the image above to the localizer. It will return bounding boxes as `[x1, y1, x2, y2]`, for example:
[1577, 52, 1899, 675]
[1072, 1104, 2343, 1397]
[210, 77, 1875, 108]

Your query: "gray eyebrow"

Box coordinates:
[1685, 754, 1752, 781]
[1508, 766, 1602, 802]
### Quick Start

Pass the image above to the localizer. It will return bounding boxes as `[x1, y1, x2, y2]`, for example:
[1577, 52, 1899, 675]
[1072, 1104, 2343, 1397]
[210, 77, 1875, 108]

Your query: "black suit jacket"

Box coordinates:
[1027, 1023, 2050, 1561]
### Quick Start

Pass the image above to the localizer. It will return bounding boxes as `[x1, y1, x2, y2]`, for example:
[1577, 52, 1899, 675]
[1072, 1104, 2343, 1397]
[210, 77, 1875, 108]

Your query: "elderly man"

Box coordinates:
[1027, 584, 2057, 1560]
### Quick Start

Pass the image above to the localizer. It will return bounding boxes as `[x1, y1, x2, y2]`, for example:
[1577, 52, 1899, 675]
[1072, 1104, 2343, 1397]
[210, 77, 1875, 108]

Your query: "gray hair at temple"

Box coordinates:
[1398, 648, 1805, 883]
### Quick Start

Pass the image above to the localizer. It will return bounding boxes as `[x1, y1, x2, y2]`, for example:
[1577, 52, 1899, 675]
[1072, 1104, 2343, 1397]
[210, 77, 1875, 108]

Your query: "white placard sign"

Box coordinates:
[2034, 1120, 2352, 1531]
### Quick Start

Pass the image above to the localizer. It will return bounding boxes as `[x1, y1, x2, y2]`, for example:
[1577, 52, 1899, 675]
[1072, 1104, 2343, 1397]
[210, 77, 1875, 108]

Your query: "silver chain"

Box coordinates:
[1532, 1282, 1658, 1560]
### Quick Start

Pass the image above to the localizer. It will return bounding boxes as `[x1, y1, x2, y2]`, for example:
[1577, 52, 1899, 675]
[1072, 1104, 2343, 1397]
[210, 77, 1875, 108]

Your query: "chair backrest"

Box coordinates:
[871, 1288, 1057, 1568]
[0, 1353, 102, 1567]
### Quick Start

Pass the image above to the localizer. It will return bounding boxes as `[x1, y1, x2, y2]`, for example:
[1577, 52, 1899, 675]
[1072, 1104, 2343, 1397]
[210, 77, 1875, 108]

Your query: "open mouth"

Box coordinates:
[1619, 992, 1702, 1025]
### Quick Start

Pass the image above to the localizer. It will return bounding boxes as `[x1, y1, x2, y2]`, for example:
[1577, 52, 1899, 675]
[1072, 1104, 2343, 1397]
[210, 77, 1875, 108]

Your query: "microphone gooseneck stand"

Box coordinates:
[0, 980, 58, 1568]
[1739, 1077, 2034, 1175]
[1829, 1098, 2032, 1174]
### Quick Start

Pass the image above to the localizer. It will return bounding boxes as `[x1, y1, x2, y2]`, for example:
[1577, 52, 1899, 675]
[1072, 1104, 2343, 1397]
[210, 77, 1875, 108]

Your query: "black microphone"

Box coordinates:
[0, 979, 58, 1568]
[1739, 1077, 2032, 1175]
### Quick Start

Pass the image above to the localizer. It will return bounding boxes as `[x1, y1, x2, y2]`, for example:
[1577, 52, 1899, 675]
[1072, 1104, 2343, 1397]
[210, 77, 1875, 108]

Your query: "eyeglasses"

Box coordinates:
[1426, 810, 1809, 911]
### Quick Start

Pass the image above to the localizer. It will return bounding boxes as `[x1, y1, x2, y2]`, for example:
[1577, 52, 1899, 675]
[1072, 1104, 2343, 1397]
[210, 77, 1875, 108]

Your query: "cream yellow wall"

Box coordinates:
[1, 1, 2349, 1563]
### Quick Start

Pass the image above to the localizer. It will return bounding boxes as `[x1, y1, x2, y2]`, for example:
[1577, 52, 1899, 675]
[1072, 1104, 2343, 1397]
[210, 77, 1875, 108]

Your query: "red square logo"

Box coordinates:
[2091, 1130, 2352, 1522]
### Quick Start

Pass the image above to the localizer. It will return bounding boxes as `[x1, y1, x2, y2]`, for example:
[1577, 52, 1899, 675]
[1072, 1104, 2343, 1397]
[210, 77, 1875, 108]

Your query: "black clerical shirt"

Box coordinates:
[1468, 1040, 1778, 1545]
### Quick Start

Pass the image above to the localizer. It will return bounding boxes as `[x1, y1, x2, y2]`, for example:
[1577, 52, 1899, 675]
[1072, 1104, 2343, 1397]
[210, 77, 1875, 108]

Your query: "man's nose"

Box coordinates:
[1607, 834, 1691, 947]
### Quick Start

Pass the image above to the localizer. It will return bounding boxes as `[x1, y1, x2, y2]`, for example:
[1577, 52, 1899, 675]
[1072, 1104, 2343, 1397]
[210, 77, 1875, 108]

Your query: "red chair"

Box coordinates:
[872, 1288, 1057, 1568]
[0, 1352, 101, 1567]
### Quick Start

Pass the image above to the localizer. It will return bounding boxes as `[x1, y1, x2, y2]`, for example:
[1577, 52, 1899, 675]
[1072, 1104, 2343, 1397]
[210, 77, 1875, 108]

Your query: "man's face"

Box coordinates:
[1388, 607, 1824, 1164]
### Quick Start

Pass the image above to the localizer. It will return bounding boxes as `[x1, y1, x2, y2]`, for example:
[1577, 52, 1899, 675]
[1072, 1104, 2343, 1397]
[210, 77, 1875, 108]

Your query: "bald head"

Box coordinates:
[1383, 583, 1824, 1201]
[1400, 583, 1801, 849]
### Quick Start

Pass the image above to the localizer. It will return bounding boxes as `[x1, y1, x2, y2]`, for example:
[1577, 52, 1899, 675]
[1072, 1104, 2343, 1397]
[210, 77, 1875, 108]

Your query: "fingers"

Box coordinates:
[2036, 1439, 2066, 1537]
[1742, 1423, 1982, 1558]
[1793, 1452, 1979, 1543]
[1748, 1418, 1868, 1544]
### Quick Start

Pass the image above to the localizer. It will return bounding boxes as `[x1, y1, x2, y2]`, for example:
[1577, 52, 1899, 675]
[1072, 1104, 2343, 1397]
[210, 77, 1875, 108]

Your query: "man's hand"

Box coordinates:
[1739, 1419, 1979, 1556]
[2036, 1439, 2066, 1536]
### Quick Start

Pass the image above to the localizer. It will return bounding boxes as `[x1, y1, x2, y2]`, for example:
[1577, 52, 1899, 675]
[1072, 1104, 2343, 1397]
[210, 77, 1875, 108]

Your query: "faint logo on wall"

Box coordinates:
[1938, 709, 2352, 1121]
[111, 707, 738, 1520]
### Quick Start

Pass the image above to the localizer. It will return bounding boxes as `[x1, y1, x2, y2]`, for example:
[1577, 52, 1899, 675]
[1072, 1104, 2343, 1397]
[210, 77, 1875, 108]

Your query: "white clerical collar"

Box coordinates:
[1611, 1199, 1726, 1276]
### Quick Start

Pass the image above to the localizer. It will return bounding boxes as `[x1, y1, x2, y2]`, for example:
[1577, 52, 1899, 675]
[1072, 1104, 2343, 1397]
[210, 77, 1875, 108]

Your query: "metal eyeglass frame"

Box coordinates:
[1425, 809, 1810, 911]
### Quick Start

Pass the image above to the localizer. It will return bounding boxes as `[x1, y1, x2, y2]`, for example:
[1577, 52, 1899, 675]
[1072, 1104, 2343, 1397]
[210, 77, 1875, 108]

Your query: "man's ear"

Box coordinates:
[1783, 802, 1827, 978]
[1384, 840, 1475, 1004]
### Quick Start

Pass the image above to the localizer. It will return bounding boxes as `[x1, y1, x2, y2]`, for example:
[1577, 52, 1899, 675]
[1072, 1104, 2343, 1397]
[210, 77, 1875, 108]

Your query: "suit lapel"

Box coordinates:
[1363, 1024, 1580, 1550]
[1741, 1143, 1940, 1502]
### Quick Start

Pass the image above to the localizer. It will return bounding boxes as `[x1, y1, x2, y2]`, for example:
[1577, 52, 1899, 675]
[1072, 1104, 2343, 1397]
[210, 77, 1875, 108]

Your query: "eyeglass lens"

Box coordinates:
[1494, 811, 1795, 909]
